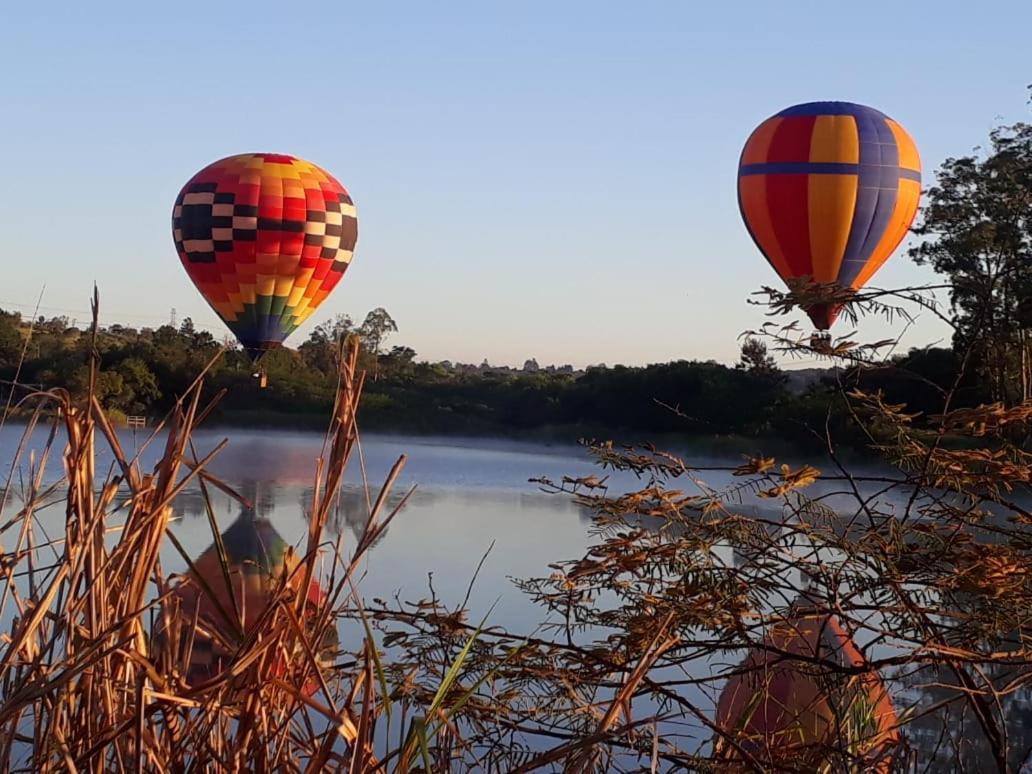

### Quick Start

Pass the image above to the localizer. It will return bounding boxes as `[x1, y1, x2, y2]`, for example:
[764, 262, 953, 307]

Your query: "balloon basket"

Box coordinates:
[809, 331, 833, 353]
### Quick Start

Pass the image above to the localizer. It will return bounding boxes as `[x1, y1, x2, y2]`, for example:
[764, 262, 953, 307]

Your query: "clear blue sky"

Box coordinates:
[1, 2, 1029, 367]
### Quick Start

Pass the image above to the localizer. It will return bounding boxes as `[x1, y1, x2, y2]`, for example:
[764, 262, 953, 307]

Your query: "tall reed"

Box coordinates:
[0, 306, 412, 770]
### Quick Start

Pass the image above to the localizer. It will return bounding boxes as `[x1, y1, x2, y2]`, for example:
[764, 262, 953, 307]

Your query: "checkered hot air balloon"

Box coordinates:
[156, 509, 337, 697]
[172, 153, 358, 360]
[737, 102, 921, 329]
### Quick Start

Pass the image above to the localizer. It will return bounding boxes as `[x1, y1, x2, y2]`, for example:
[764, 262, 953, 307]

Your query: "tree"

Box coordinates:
[190, 329, 218, 350]
[152, 325, 180, 348]
[358, 308, 398, 357]
[385, 345, 416, 364]
[381, 346, 417, 377]
[68, 366, 124, 408]
[849, 347, 981, 419]
[307, 314, 354, 346]
[910, 122, 1032, 405]
[178, 318, 196, 338]
[115, 358, 161, 413]
[737, 337, 778, 376]
[299, 314, 355, 373]
[0, 312, 23, 368]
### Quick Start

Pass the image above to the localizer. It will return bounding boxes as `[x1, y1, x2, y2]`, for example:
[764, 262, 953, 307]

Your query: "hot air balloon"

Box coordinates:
[172, 153, 358, 360]
[156, 508, 337, 696]
[713, 607, 900, 771]
[737, 102, 921, 329]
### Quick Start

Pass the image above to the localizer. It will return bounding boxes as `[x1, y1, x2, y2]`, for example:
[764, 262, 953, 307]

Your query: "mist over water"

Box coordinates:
[1, 426, 607, 631]
[0, 423, 939, 629]
[3, 423, 1025, 765]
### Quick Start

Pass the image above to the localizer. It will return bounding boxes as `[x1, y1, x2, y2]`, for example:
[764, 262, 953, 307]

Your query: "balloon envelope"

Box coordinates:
[737, 102, 921, 329]
[159, 509, 336, 696]
[714, 610, 899, 770]
[172, 153, 358, 359]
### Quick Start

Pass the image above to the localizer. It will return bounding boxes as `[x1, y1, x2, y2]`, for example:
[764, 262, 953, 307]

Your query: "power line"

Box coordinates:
[0, 299, 183, 323]
[0, 298, 221, 331]
[0, 297, 233, 336]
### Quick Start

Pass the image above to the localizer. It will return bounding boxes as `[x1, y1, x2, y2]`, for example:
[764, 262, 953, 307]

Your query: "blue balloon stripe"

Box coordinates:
[740, 162, 857, 176]
[227, 308, 292, 356]
[740, 162, 920, 180]
[776, 101, 891, 119]
[840, 113, 893, 279]
[837, 258, 871, 287]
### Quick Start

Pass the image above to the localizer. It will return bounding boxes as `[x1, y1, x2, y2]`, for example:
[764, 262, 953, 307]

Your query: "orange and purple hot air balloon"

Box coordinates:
[172, 153, 358, 360]
[737, 102, 921, 329]
[714, 609, 900, 770]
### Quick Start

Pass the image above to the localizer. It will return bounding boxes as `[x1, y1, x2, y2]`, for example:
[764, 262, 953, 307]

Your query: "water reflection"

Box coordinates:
[2, 424, 1028, 767]
[898, 662, 1032, 770]
[321, 485, 411, 544]
[168, 474, 597, 551]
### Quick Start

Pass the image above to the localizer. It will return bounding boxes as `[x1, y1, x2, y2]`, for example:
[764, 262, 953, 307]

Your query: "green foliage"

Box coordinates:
[358, 307, 398, 356]
[848, 347, 984, 419]
[910, 121, 1032, 405]
[3, 306, 988, 449]
[0, 311, 23, 368]
[737, 336, 779, 377]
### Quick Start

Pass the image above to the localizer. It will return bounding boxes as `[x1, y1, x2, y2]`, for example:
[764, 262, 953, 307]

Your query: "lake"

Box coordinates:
[0, 423, 913, 631]
[1, 422, 1027, 768]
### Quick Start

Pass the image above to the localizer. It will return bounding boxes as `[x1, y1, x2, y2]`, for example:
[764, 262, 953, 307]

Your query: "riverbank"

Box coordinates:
[0, 400, 890, 466]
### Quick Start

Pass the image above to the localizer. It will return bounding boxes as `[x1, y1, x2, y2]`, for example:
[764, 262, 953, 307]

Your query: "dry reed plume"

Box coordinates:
[0, 295, 414, 771]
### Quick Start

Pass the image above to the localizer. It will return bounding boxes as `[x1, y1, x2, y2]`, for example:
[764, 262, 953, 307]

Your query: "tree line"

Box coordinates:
[0, 301, 987, 452]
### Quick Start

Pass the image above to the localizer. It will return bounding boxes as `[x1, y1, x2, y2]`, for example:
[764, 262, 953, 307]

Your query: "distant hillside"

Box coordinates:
[782, 367, 840, 394]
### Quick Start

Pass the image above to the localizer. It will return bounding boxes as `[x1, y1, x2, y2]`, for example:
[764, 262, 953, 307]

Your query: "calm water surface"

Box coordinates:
[0, 424, 912, 629]
[2, 424, 1028, 767]
[1, 426, 617, 632]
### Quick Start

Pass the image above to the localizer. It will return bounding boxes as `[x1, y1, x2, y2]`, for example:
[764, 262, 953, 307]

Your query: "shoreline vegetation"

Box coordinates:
[0, 305, 981, 459]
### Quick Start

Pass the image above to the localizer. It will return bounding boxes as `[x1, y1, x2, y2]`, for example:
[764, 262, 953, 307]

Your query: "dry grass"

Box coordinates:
[0, 309, 416, 770]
